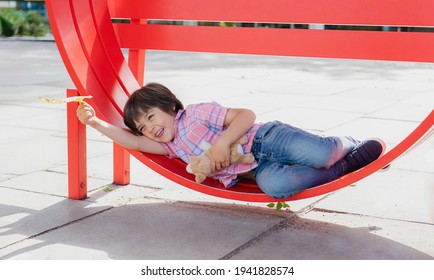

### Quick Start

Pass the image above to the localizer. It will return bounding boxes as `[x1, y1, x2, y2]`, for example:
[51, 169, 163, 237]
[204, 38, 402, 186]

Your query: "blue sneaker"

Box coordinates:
[341, 138, 386, 174]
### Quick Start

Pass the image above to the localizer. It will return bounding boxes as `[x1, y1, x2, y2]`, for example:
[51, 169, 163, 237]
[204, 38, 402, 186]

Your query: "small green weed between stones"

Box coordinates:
[267, 202, 290, 211]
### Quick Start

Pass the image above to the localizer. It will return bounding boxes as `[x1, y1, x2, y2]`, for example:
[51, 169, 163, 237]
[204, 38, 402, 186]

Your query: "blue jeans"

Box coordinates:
[251, 121, 359, 199]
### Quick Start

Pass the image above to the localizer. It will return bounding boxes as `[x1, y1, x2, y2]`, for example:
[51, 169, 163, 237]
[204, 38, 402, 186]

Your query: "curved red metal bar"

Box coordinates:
[46, 0, 434, 202]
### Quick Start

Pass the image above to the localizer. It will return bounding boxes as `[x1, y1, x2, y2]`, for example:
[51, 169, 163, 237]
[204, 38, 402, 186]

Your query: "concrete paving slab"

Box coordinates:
[0, 136, 67, 175]
[0, 125, 54, 145]
[85, 184, 163, 207]
[0, 107, 66, 132]
[0, 103, 55, 121]
[0, 170, 109, 197]
[0, 131, 114, 175]
[370, 79, 434, 92]
[0, 85, 72, 104]
[259, 107, 361, 132]
[0, 42, 70, 86]
[52, 125, 114, 143]
[402, 91, 434, 106]
[326, 117, 426, 145]
[299, 95, 395, 114]
[242, 80, 353, 97]
[369, 102, 434, 122]
[0, 173, 13, 183]
[170, 84, 276, 112]
[313, 169, 434, 224]
[0, 187, 110, 249]
[143, 176, 328, 212]
[303, 210, 434, 258]
[390, 138, 434, 173]
[221, 91, 315, 110]
[339, 86, 421, 102]
[0, 201, 284, 260]
[227, 215, 433, 260]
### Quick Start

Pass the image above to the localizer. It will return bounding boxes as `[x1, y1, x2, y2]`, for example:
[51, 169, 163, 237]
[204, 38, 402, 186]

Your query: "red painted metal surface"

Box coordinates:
[66, 89, 87, 199]
[107, 0, 434, 27]
[114, 24, 434, 63]
[113, 142, 130, 185]
[47, 0, 434, 202]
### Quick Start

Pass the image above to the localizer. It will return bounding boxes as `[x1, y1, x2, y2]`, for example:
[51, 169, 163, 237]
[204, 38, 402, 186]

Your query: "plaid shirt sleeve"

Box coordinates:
[190, 102, 228, 132]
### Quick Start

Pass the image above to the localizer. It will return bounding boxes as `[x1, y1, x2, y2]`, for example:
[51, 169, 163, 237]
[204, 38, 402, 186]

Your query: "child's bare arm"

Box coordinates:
[210, 108, 256, 171]
[77, 102, 168, 155]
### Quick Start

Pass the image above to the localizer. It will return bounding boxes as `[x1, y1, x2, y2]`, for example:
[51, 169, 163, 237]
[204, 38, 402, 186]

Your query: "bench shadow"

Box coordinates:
[0, 198, 432, 260]
[227, 214, 434, 260]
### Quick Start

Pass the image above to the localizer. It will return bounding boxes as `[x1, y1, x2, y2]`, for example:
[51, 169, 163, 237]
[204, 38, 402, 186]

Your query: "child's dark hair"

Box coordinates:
[124, 82, 184, 135]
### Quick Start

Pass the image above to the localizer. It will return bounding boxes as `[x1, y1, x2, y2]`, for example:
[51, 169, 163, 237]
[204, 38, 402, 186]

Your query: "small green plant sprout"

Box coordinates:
[103, 186, 114, 193]
[267, 201, 290, 211]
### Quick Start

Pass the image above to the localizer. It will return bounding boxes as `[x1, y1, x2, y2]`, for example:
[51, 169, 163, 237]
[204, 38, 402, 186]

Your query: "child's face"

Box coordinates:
[134, 107, 176, 142]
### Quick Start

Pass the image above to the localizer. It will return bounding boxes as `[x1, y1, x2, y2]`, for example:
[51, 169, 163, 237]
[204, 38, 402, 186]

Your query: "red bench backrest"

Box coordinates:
[108, 0, 434, 62]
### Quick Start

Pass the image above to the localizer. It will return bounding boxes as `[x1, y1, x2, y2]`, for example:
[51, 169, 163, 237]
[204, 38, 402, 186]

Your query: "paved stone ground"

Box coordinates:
[0, 39, 433, 261]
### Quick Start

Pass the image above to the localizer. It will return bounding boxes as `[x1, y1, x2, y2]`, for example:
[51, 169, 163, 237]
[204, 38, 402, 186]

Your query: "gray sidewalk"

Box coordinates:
[0, 39, 433, 260]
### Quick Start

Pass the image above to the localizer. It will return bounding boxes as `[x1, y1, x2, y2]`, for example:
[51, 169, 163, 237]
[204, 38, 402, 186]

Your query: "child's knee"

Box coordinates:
[317, 136, 358, 169]
[256, 169, 304, 199]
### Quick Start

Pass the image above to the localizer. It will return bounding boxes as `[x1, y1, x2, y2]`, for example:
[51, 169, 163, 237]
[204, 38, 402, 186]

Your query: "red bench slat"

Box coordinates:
[108, 0, 434, 27]
[114, 24, 434, 63]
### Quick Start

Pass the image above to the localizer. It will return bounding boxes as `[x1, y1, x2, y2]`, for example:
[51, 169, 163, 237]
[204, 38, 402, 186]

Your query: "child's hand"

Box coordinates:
[209, 141, 231, 172]
[77, 102, 98, 126]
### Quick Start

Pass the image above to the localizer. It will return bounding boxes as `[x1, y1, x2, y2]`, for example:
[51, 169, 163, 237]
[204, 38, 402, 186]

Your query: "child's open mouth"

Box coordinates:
[155, 129, 164, 138]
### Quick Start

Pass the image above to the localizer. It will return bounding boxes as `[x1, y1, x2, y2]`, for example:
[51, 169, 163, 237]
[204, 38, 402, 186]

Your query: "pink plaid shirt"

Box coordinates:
[162, 102, 261, 187]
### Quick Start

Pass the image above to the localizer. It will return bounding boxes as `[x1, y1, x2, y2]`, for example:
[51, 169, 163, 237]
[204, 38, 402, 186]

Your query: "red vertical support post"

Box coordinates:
[128, 18, 146, 85]
[113, 142, 130, 185]
[113, 18, 147, 185]
[67, 89, 87, 199]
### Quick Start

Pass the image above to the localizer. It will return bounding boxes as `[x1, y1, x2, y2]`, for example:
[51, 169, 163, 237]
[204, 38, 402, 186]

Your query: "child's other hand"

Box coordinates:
[77, 102, 98, 126]
[209, 141, 230, 172]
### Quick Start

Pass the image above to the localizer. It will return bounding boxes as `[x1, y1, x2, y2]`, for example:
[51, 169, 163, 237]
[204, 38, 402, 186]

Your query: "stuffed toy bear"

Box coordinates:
[186, 136, 255, 184]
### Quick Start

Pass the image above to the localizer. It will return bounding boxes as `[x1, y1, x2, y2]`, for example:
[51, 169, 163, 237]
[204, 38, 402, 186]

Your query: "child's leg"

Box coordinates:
[253, 138, 386, 199]
[251, 121, 358, 169]
[254, 160, 339, 199]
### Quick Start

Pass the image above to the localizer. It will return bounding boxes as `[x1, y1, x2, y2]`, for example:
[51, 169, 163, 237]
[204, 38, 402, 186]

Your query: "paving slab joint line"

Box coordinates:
[172, 199, 295, 219]
[0, 207, 113, 251]
[0, 185, 67, 199]
[296, 191, 339, 216]
[313, 207, 434, 226]
[219, 216, 298, 260]
[218, 193, 338, 260]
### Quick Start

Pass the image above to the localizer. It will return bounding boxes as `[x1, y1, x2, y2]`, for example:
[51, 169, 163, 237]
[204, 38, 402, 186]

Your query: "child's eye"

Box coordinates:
[148, 114, 154, 121]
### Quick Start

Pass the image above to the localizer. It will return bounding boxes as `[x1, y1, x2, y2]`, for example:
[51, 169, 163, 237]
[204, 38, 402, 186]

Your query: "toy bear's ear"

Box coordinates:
[186, 156, 200, 174]
[187, 156, 198, 174]
[186, 164, 193, 174]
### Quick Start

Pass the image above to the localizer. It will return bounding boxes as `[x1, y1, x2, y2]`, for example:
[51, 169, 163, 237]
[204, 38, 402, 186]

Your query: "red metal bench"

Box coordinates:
[46, 0, 433, 202]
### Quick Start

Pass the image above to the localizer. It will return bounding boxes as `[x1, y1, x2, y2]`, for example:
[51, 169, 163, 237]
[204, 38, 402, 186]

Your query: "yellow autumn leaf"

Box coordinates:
[39, 95, 93, 104]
